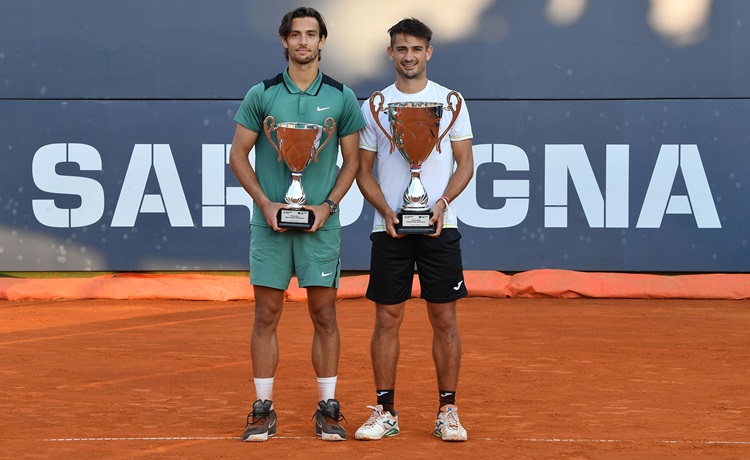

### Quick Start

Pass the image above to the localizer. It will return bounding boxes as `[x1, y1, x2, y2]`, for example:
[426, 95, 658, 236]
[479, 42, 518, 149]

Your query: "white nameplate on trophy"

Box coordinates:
[401, 214, 431, 227]
[278, 208, 314, 229]
[280, 209, 311, 224]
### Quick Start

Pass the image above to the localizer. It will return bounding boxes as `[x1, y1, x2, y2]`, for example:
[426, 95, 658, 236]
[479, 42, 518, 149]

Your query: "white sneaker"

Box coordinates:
[354, 405, 400, 440]
[434, 404, 467, 441]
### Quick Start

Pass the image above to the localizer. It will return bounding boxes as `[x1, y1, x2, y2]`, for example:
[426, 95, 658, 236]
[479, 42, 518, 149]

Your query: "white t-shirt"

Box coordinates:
[359, 80, 473, 232]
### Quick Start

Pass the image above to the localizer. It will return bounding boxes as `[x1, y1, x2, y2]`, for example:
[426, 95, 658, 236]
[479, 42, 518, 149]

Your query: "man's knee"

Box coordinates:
[253, 302, 282, 333]
[309, 303, 338, 334]
[374, 304, 404, 333]
[428, 305, 459, 337]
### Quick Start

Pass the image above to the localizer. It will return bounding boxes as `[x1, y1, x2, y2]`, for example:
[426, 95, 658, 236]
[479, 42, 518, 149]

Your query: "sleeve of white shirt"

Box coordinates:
[359, 100, 380, 152]
[449, 92, 473, 141]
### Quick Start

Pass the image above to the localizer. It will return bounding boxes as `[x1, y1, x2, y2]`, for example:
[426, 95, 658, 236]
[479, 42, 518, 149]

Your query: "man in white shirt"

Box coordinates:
[355, 17, 474, 442]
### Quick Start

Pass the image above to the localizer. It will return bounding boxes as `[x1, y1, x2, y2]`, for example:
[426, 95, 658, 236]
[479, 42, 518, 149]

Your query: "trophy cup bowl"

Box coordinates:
[263, 116, 336, 229]
[368, 91, 462, 234]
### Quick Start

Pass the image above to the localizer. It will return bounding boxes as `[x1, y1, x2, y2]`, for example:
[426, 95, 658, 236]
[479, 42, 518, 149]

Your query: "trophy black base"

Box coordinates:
[278, 208, 314, 230]
[396, 209, 435, 234]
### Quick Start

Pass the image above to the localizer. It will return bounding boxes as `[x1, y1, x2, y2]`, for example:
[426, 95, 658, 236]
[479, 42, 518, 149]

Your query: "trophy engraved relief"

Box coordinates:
[369, 91, 462, 234]
[263, 116, 336, 229]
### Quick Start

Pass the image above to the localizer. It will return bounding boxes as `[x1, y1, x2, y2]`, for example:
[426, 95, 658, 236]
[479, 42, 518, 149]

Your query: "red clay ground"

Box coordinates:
[1, 297, 749, 459]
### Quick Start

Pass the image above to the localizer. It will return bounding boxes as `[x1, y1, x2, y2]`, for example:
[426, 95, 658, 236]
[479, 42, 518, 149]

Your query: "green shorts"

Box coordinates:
[248, 225, 341, 290]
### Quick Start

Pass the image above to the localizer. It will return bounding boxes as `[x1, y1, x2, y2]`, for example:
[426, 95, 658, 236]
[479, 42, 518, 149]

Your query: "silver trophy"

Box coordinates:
[369, 91, 462, 233]
[263, 116, 336, 229]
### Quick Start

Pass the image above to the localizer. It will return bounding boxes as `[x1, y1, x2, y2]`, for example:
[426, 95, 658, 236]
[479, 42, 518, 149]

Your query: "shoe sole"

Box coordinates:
[434, 430, 467, 442]
[355, 429, 399, 440]
[319, 432, 346, 441]
[242, 432, 275, 442]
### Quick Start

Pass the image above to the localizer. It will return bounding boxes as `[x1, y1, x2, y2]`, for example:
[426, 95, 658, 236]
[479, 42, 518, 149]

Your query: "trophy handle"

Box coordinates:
[312, 117, 336, 163]
[369, 91, 396, 154]
[434, 91, 463, 154]
[263, 116, 284, 162]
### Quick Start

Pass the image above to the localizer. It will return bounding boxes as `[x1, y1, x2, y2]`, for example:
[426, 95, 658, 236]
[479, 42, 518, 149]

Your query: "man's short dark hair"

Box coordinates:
[278, 7, 328, 61]
[388, 18, 432, 47]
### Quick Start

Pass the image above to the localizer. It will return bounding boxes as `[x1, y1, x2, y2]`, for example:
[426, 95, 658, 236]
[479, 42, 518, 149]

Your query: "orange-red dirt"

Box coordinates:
[1, 297, 748, 459]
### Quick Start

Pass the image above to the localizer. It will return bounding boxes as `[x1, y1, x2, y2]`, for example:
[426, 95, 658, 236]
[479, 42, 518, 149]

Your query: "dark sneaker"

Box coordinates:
[313, 399, 347, 441]
[242, 399, 277, 442]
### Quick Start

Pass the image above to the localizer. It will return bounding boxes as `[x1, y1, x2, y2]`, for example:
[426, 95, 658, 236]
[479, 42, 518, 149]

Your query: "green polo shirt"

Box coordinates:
[234, 68, 365, 229]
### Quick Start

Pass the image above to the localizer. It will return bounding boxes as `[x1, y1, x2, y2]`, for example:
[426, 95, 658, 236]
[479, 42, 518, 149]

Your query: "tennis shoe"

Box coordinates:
[354, 405, 400, 440]
[434, 404, 467, 441]
[242, 399, 277, 442]
[313, 399, 347, 441]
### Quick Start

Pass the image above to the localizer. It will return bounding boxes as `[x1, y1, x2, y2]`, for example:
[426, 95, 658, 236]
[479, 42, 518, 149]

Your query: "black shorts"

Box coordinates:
[366, 228, 468, 305]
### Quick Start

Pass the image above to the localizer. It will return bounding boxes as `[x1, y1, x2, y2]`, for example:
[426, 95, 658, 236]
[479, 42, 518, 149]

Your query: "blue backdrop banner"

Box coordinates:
[2, 1, 749, 272]
[1, 99, 748, 272]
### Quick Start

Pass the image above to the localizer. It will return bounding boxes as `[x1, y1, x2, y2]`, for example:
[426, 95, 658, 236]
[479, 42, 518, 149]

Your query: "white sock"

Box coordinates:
[317, 376, 337, 402]
[254, 377, 274, 409]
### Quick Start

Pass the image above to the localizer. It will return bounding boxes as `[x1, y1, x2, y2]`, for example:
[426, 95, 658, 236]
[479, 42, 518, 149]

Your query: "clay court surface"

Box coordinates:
[1, 296, 748, 459]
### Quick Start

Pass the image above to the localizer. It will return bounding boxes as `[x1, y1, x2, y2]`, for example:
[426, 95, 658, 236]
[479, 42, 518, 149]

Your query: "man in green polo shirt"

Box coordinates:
[229, 6, 365, 442]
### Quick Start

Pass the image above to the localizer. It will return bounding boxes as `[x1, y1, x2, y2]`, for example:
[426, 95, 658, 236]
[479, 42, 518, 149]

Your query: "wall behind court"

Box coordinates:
[1, 0, 749, 272]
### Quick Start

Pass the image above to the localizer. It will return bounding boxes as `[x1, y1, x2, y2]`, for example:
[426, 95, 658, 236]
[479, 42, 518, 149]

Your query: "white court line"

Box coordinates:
[44, 437, 240, 442]
[522, 438, 750, 446]
[521, 438, 620, 443]
[42, 436, 750, 445]
[666, 440, 750, 445]
[42, 436, 316, 442]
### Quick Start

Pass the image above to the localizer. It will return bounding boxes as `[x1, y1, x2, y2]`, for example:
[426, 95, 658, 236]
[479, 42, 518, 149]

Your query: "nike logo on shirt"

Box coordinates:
[322, 272, 333, 277]
[316, 106, 331, 111]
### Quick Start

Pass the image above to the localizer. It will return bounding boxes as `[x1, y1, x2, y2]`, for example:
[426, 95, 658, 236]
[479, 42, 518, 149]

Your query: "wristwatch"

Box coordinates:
[323, 199, 338, 215]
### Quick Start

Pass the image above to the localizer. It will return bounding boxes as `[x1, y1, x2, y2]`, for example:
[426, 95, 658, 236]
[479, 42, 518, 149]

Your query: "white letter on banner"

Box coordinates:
[111, 144, 193, 227]
[680, 145, 721, 228]
[637, 144, 678, 228]
[637, 144, 720, 228]
[545, 144, 604, 228]
[32, 143, 104, 228]
[605, 145, 629, 228]
[201, 144, 253, 227]
[453, 144, 529, 228]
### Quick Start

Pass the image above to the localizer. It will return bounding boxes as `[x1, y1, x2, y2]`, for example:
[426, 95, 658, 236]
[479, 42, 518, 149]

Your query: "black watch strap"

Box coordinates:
[323, 199, 338, 215]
